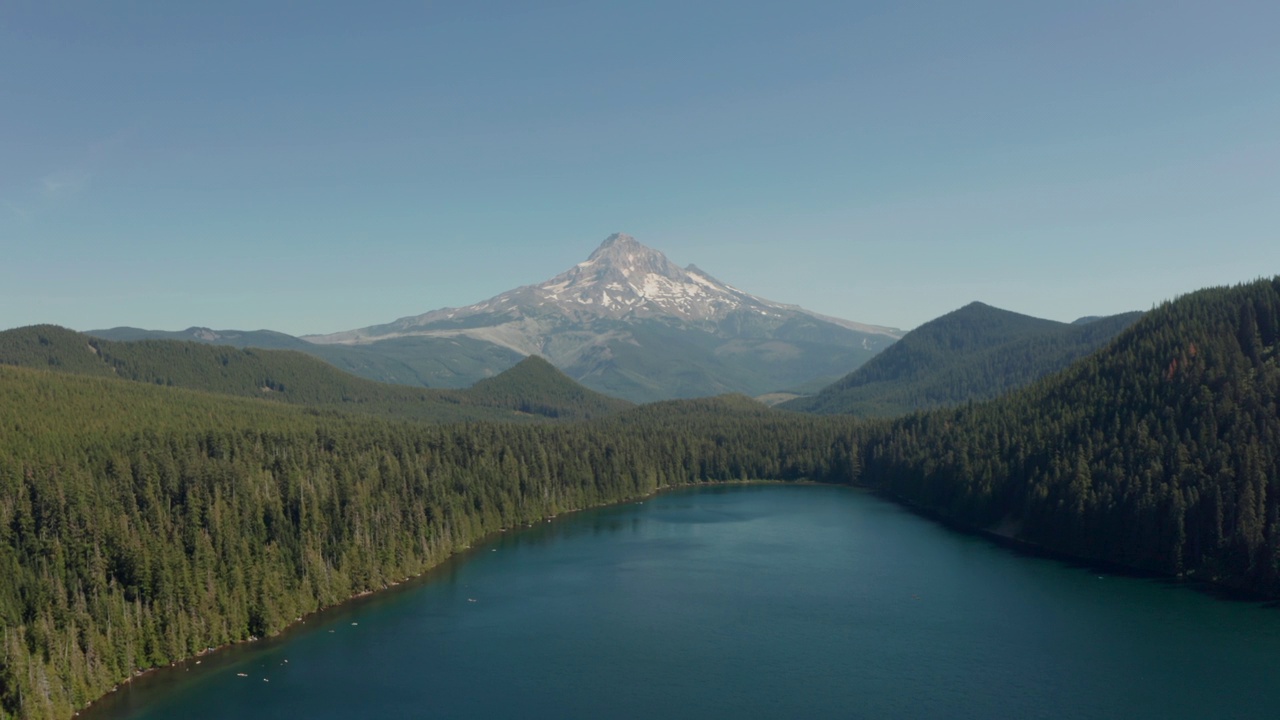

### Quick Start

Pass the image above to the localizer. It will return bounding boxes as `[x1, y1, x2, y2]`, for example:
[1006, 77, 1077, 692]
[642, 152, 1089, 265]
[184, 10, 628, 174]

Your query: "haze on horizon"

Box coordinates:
[2, 1, 1278, 335]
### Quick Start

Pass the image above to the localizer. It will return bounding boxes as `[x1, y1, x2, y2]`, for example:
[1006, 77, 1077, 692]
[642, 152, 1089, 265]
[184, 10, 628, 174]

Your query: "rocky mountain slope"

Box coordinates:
[304, 233, 901, 402]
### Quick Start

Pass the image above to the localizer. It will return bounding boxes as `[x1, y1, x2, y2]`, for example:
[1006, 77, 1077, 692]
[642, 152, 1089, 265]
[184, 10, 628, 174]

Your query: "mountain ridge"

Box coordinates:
[85, 235, 903, 402]
[0, 324, 631, 423]
[300, 233, 901, 401]
[862, 277, 1280, 594]
[305, 234, 901, 345]
[88, 325, 527, 389]
[780, 301, 1143, 416]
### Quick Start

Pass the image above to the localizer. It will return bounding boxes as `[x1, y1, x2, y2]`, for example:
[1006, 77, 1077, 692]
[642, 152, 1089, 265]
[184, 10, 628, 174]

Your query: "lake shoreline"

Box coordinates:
[78, 476, 1272, 718]
[73, 482, 1280, 720]
[866, 486, 1277, 604]
[74, 478, 827, 719]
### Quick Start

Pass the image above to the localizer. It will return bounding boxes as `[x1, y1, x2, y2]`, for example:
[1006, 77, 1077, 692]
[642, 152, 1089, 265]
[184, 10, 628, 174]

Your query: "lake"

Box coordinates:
[84, 484, 1280, 719]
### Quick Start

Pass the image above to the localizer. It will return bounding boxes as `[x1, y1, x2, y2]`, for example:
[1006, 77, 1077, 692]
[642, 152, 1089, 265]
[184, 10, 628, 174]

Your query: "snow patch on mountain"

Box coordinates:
[304, 233, 901, 348]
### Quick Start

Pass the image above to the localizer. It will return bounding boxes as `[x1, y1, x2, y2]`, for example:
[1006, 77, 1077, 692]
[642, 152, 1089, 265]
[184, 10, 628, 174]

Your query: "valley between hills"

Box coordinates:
[1, 238, 1278, 720]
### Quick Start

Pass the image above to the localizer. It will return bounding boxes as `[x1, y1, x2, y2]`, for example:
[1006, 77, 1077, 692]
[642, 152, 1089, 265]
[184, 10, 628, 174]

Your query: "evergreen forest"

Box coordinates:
[1, 278, 1278, 719]
[0, 326, 631, 424]
[780, 303, 1142, 416]
[861, 279, 1280, 589]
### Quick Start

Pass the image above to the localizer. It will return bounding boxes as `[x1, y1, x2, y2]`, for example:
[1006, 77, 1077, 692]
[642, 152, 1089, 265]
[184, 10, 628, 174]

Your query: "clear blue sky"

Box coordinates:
[3, 1, 1278, 334]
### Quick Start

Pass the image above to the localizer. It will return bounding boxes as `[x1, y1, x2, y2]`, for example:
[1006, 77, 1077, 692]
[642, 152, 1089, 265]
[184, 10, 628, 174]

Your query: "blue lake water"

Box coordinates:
[85, 485, 1280, 719]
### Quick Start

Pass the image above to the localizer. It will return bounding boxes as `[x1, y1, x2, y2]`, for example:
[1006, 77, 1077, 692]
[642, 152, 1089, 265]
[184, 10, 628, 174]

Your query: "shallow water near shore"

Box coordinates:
[84, 484, 1280, 720]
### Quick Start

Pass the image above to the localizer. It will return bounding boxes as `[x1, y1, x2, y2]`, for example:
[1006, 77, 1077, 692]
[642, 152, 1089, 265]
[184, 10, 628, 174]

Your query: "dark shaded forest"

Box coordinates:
[862, 279, 1280, 591]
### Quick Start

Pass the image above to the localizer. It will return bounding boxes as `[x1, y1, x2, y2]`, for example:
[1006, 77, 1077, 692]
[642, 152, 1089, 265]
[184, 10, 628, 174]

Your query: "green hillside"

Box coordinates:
[88, 326, 527, 389]
[0, 326, 629, 424]
[780, 303, 1141, 416]
[466, 355, 633, 419]
[863, 278, 1280, 594]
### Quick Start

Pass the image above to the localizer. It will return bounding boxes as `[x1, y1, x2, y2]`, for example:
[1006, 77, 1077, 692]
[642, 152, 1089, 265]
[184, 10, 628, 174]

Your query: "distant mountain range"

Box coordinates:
[80, 235, 1155, 412]
[87, 325, 526, 390]
[303, 233, 902, 401]
[779, 302, 1143, 416]
[94, 234, 901, 402]
[0, 325, 631, 423]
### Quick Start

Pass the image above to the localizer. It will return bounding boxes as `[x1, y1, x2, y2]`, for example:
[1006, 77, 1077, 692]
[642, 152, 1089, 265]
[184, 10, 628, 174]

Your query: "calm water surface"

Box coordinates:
[86, 485, 1280, 719]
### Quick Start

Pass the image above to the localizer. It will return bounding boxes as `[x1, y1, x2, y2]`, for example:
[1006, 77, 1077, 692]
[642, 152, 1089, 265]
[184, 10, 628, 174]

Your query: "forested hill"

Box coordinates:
[460, 355, 633, 419]
[780, 302, 1142, 416]
[5, 279, 1280, 720]
[89, 326, 313, 351]
[862, 278, 1280, 594]
[0, 325, 630, 423]
[0, 362, 854, 720]
[88, 325, 528, 391]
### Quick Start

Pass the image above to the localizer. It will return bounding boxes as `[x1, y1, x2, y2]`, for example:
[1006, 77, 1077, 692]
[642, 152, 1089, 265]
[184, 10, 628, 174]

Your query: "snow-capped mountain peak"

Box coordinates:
[300, 232, 901, 401]
[304, 234, 901, 365]
[521, 233, 761, 322]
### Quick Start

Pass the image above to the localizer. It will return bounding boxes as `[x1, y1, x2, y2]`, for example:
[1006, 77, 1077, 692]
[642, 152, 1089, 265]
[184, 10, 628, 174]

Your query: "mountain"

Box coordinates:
[90, 326, 313, 350]
[303, 233, 901, 402]
[89, 325, 526, 389]
[779, 302, 1143, 416]
[863, 277, 1280, 595]
[461, 355, 634, 420]
[0, 325, 630, 423]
